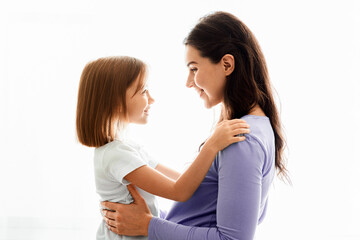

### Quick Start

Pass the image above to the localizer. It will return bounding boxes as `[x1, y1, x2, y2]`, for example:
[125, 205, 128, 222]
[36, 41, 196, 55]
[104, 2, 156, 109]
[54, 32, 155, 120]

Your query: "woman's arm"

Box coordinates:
[148, 138, 265, 240]
[102, 136, 266, 240]
[125, 119, 249, 202]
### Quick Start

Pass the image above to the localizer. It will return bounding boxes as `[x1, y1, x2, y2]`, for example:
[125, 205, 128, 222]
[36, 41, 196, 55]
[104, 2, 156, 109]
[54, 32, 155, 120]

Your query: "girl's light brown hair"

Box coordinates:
[76, 56, 147, 148]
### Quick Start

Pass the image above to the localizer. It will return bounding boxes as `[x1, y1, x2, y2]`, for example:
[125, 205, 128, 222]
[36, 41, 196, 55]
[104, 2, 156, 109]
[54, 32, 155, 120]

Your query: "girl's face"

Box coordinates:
[185, 45, 228, 109]
[125, 75, 154, 124]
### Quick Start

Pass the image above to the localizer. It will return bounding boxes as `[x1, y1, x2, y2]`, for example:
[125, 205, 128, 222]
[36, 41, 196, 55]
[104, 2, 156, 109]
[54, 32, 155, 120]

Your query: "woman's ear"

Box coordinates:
[222, 54, 235, 76]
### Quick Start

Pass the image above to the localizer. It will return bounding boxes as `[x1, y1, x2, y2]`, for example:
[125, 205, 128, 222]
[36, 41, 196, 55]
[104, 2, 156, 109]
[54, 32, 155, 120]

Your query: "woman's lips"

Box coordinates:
[198, 89, 204, 97]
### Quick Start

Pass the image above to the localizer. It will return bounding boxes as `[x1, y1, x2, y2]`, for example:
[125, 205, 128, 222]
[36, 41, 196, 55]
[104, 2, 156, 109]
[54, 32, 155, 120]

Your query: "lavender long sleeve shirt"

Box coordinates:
[148, 115, 276, 240]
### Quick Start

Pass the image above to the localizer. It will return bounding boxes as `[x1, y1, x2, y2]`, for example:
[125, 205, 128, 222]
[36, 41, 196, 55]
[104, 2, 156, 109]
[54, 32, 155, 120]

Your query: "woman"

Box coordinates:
[101, 11, 288, 240]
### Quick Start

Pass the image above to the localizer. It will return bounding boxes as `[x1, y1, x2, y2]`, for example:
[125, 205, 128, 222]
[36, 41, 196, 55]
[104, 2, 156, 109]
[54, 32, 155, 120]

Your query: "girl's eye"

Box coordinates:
[142, 89, 148, 94]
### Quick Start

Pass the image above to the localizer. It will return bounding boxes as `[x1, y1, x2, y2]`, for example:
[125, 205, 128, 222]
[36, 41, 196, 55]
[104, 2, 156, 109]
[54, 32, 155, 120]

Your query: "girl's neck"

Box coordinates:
[114, 125, 129, 141]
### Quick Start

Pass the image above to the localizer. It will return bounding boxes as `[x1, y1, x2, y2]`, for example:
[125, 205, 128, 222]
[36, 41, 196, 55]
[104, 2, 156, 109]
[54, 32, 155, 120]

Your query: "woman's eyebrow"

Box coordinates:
[186, 61, 198, 67]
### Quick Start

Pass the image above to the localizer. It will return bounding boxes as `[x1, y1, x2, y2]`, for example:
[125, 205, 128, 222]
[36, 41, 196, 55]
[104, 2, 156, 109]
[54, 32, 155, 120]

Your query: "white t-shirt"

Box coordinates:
[94, 139, 159, 240]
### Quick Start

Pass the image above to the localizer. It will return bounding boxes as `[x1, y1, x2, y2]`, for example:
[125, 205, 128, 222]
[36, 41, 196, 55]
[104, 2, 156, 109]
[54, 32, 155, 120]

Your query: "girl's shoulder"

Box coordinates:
[106, 139, 141, 155]
[94, 140, 142, 161]
[95, 139, 157, 168]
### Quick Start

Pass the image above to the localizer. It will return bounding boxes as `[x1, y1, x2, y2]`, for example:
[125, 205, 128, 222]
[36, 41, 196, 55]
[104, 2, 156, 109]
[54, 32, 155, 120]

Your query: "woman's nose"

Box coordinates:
[186, 75, 194, 88]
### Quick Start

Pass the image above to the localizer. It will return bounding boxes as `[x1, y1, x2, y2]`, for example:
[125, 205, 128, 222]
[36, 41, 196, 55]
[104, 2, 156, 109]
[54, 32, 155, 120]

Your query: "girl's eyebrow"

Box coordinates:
[186, 61, 198, 67]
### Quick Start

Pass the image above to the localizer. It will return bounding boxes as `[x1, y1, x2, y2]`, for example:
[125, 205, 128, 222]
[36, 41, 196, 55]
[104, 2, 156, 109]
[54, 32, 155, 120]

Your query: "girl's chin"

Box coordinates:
[131, 117, 149, 125]
[204, 102, 212, 109]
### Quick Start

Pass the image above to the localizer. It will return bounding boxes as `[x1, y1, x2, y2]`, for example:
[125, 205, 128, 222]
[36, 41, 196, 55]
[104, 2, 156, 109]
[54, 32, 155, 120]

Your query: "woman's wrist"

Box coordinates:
[143, 213, 153, 236]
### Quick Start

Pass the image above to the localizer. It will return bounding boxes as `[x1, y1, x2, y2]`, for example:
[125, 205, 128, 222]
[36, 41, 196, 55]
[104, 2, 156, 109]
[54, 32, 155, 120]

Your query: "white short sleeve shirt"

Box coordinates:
[94, 139, 159, 240]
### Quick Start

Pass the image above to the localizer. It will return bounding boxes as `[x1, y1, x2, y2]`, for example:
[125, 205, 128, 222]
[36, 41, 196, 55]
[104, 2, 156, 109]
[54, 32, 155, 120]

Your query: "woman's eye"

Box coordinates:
[190, 68, 197, 73]
[142, 89, 148, 94]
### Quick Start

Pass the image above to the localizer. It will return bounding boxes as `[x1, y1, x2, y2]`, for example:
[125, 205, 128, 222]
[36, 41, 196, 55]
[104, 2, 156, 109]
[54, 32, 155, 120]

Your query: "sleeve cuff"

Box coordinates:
[148, 158, 159, 169]
[148, 216, 160, 239]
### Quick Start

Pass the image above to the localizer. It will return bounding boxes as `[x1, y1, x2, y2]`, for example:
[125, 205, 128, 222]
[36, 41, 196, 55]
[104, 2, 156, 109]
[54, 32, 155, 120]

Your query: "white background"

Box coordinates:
[0, 0, 359, 239]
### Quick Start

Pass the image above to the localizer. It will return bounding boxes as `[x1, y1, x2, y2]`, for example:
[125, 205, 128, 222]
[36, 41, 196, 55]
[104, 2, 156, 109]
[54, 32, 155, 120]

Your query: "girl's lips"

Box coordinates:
[144, 108, 150, 115]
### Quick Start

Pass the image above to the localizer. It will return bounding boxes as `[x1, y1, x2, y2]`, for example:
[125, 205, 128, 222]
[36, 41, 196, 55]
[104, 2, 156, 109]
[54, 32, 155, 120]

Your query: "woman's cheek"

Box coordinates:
[194, 75, 203, 88]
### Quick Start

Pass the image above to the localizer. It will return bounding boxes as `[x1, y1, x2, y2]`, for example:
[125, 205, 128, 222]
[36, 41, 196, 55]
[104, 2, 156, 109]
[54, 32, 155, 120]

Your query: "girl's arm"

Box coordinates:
[102, 135, 266, 239]
[155, 164, 181, 181]
[124, 119, 249, 202]
[148, 137, 265, 240]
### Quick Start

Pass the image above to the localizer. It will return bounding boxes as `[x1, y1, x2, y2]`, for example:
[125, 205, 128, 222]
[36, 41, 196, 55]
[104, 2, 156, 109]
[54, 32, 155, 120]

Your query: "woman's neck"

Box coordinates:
[248, 104, 266, 116]
[219, 104, 266, 121]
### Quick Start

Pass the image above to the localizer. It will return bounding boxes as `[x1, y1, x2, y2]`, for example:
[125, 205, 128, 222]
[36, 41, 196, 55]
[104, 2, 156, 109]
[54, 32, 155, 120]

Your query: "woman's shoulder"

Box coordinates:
[214, 115, 276, 179]
[217, 116, 274, 169]
[215, 136, 267, 180]
[240, 115, 274, 148]
[220, 133, 266, 161]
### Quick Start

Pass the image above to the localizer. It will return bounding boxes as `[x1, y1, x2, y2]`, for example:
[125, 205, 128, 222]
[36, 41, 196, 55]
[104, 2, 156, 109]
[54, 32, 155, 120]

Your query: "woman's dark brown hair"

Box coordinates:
[76, 56, 146, 148]
[185, 11, 289, 181]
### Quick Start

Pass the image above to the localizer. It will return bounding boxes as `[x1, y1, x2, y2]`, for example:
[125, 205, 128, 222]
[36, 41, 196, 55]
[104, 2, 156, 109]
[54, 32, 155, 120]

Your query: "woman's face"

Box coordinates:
[185, 45, 227, 109]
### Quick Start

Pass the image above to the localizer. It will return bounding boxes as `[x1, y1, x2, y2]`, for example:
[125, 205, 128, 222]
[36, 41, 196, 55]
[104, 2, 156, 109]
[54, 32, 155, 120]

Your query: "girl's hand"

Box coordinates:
[101, 184, 152, 236]
[205, 119, 250, 151]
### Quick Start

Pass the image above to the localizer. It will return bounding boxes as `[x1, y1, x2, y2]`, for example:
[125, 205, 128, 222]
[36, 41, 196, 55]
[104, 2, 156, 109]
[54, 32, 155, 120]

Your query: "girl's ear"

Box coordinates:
[222, 54, 235, 76]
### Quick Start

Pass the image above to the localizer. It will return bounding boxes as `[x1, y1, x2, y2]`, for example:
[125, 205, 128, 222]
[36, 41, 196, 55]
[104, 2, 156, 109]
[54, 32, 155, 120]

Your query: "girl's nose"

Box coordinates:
[147, 92, 155, 105]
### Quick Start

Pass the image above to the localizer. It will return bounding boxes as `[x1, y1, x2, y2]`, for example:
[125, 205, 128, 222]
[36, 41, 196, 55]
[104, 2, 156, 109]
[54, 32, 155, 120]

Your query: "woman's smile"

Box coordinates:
[197, 89, 205, 97]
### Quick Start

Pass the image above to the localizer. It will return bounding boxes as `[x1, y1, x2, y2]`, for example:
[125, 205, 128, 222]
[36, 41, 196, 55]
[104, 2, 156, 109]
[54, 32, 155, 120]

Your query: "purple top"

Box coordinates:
[148, 115, 275, 240]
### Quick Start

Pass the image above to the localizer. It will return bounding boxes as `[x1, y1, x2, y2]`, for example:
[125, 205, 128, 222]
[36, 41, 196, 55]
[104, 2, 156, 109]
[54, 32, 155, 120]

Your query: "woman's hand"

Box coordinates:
[205, 119, 250, 151]
[101, 184, 152, 236]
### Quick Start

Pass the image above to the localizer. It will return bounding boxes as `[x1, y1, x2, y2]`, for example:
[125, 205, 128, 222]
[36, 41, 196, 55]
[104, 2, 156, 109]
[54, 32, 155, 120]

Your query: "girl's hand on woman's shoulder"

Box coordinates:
[205, 119, 250, 151]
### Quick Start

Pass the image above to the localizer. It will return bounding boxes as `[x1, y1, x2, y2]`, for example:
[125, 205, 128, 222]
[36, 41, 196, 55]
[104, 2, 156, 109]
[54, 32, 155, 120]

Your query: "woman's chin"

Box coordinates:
[204, 101, 218, 109]
[203, 98, 219, 109]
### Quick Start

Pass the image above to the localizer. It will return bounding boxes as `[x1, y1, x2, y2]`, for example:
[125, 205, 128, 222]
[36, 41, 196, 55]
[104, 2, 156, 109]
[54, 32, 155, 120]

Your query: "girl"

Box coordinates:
[75, 56, 250, 240]
[101, 11, 289, 240]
